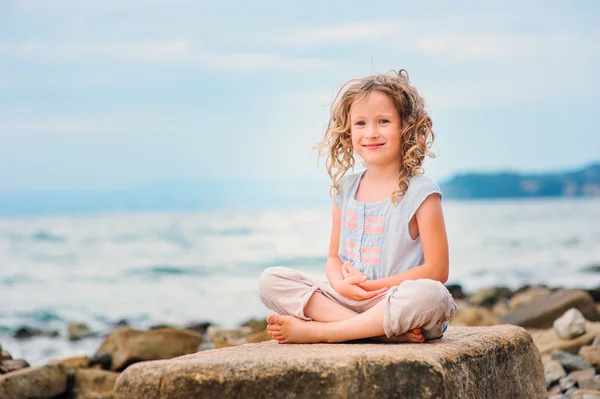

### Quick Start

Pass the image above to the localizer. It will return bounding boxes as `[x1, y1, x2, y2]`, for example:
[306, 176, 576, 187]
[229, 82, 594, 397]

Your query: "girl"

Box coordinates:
[259, 69, 457, 344]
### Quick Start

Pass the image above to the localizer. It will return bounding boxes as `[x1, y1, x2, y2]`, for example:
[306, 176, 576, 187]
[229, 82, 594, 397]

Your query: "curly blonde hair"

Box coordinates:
[318, 69, 436, 204]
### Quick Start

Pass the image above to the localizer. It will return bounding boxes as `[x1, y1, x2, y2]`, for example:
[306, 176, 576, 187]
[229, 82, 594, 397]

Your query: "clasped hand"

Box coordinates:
[335, 262, 388, 301]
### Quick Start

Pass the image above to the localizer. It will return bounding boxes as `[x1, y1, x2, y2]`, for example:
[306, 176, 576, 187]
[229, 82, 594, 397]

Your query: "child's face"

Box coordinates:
[349, 90, 403, 169]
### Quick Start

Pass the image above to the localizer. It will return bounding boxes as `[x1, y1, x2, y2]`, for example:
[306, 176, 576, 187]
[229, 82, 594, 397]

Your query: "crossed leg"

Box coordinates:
[267, 291, 424, 344]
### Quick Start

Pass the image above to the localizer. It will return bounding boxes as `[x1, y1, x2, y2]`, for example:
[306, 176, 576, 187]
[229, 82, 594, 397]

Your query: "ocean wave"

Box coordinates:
[125, 265, 212, 279]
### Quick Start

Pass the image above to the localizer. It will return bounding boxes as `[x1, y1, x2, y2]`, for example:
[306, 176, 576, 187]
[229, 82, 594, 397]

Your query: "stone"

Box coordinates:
[571, 390, 600, 399]
[218, 329, 273, 348]
[468, 287, 512, 308]
[184, 321, 212, 335]
[0, 351, 12, 362]
[560, 375, 577, 390]
[1, 359, 30, 373]
[13, 326, 59, 339]
[502, 290, 600, 329]
[529, 322, 600, 355]
[569, 368, 596, 385]
[70, 368, 119, 399]
[0, 364, 68, 398]
[492, 301, 509, 318]
[89, 351, 112, 370]
[552, 350, 593, 371]
[547, 395, 563, 399]
[545, 360, 567, 384]
[114, 325, 547, 399]
[206, 325, 254, 343]
[445, 284, 465, 299]
[509, 287, 551, 311]
[49, 355, 90, 368]
[95, 327, 203, 371]
[579, 376, 600, 391]
[555, 308, 588, 340]
[579, 346, 600, 370]
[548, 383, 562, 395]
[241, 318, 268, 333]
[449, 306, 500, 326]
[69, 322, 94, 341]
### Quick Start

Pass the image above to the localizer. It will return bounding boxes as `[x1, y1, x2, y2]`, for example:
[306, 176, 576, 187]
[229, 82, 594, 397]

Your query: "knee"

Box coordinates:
[397, 279, 450, 308]
[258, 266, 293, 301]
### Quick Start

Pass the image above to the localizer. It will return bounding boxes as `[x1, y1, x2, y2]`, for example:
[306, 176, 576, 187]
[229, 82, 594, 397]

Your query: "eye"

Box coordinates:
[355, 121, 365, 126]
[380, 119, 390, 124]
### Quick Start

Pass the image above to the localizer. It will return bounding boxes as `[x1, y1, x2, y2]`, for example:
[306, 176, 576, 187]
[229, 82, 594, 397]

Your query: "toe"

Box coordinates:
[267, 314, 280, 324]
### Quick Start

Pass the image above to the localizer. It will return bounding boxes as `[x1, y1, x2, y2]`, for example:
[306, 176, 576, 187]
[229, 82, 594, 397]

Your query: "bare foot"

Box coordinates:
[372, 328, 425, 344]
[266, 314, 326, 344]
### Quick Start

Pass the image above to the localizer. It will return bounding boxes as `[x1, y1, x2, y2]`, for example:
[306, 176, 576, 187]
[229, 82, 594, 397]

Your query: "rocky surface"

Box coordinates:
[94, 327, 204, 371]
[114, 325, 546, 399]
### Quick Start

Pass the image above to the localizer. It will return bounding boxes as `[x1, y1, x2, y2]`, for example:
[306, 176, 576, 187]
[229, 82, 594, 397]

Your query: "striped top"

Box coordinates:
[334, 169, 442, 280]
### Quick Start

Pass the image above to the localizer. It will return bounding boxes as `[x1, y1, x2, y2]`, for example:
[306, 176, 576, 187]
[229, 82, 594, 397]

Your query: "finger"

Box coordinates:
[362, 290, 386, 299]
[347, 275, 368, 285]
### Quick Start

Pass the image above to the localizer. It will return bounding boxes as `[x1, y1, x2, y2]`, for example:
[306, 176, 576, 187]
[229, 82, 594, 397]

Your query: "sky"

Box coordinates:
[1, 0, 599, 192]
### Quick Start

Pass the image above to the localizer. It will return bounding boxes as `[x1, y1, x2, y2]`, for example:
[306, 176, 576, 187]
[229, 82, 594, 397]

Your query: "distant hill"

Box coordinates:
[441, 163, 600, 199]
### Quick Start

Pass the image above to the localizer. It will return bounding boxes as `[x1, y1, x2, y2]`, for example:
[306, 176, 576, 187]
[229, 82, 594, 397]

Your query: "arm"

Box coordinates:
[360, 193, 449, 291]
[325, 201, 345, 290]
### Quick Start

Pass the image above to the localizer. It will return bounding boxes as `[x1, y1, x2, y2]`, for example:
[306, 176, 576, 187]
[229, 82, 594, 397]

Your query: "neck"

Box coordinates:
[363, 162, 402, 182]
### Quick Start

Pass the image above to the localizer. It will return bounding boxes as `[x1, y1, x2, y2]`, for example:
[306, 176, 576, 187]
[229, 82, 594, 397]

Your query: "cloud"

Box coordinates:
[261, 22, 399, 46]
[0, 41, 334, 72]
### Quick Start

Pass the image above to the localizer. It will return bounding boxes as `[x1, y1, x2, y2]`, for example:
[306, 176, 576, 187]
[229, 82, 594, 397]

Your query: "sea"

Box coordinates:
[1, 198, 599, 365]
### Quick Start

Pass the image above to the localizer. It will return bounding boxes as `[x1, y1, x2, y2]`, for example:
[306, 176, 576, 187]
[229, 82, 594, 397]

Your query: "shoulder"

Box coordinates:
[333, 170, 362, 206]
[406, 174, 442, 199]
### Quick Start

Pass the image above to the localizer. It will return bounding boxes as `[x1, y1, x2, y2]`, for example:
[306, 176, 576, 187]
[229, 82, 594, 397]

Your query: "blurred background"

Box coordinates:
[1, 0, 599, 365]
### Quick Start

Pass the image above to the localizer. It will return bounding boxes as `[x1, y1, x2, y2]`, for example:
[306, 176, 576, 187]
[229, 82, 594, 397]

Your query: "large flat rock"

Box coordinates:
[114, 325, 546, 399]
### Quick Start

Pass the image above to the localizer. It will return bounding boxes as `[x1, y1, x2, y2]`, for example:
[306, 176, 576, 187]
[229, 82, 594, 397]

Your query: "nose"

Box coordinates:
[365, 125, 379, 138]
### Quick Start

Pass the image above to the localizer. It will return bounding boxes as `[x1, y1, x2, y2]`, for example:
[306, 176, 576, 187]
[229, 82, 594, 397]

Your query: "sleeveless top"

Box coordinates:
[334, 169, 442, 280]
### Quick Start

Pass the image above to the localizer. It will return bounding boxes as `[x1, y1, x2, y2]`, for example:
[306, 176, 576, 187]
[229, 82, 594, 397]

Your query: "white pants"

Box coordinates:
[259, 266, 457, 339]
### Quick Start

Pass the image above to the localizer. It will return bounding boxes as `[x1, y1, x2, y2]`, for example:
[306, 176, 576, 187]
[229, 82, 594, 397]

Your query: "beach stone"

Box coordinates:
[114, 325, 547, 399]
[548, 395, 563, 399]
[449, 306, 500, 326]
[571, 390, 600, 399]
[569, 368, 597, 384]
[0, 351, 12, 362]
[560, 375, 577, 390]
[579, 376, 600, 391]
[13, 326, 59, 339]
[555, 308, 588, 339]
[545, 360, 567, 384]
[492, 301, 509, 318]
[1, 359, 30, 373]
[89, 351, 112, 370]
[69, 321, 94, 341]
[445, 284, 465, 299]
[241, 318, 268, 333]
[502, 290, 600, 329]
[579, 346, 600, 370]
[49, 355, 90, 368]
[548, 383, 562, 395]
[552, 349, 593, 371]
[585, 286, 600, 302]
[529, 322, 600, 355]
[509, 287, 551, 311]
[468, 286, 512, 308]
[207, 325, 253, 343]
[0, 364, 68, 398]
[69, 368, 119, 399]
[184, 321, 213, 335]
[95, 327, 203, 371]
[221, 329, 273, 347]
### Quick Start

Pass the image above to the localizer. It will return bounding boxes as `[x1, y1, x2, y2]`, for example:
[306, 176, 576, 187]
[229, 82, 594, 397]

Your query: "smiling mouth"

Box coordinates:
[363, 144, 384, 149]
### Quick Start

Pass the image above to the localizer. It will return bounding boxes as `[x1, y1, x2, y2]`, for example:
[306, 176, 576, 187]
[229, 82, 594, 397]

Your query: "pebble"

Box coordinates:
[554, 308, 587, 339]
[579, 376, 600, 391]
[552, 349, 593, 371]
